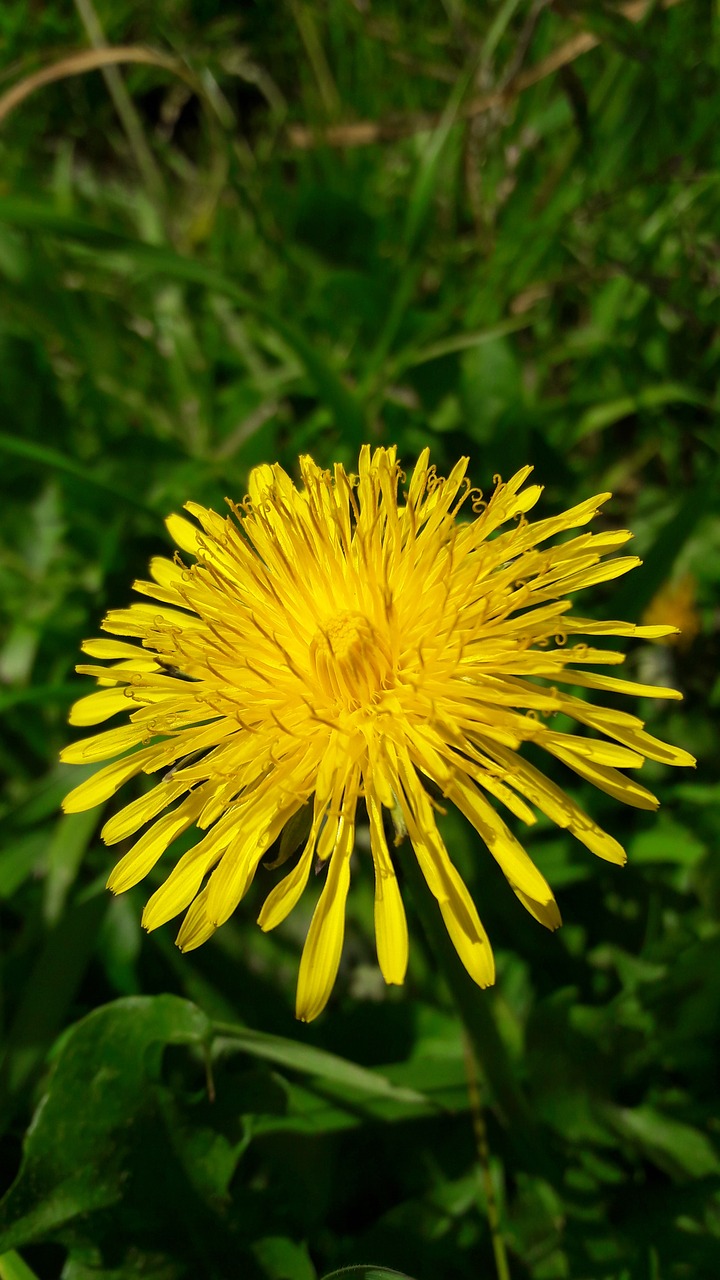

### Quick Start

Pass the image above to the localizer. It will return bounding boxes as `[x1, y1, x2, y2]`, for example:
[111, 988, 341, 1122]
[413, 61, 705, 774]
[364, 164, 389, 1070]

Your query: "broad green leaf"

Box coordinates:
[0, 996, 215, 1255]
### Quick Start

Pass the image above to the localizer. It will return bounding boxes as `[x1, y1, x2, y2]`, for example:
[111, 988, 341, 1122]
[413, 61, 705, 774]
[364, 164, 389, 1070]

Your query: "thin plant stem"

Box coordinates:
[73, 0, 166, 210]
[287, 0, 340, 117]
[464, 1035, 512, 1280]
[397, 840, 558, 1186]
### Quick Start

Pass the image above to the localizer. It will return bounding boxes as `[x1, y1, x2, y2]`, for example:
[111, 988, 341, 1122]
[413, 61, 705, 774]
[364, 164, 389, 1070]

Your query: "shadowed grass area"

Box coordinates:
[0, 2, 719, 1278]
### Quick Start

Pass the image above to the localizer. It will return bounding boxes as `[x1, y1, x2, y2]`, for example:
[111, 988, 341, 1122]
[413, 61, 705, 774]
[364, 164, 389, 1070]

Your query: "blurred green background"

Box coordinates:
[0, 1, 719, 1277]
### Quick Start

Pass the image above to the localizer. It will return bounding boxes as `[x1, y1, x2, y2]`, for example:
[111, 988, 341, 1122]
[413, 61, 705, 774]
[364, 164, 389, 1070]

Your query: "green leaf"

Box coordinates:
[321, 1269, 417, 1280]
[0, 831, 47, 900]
[396, 317, 532, 372]
[211, 1022, 429, 1108]
[0, 683, 77, 715]
[253, 1236, 317, 1280]
[0, 1252, 41, 1280]
[629, 815, 705, 867]
[574, 383, 710, 441]
[0, 996, 214, 1255]
[604, 1105, 720, 1180]
[563, 1, 654, 62]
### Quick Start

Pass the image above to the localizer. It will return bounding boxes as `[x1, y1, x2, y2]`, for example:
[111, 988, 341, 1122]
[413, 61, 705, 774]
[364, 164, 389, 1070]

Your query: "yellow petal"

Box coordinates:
[395, 752, 494, 989]
[491, 746, 626, 865]
[62, 751, 151, 813]
[184, 501, 229, 541]
[512, 886, 562, 930]
[176, 887, 217, 951]
[295, 818, 354, 1022]
[435, 864, 495, 990]
[166, 512, 201, 555]
[258, 789, 334, 931]
[107, 794, 203, 894]
[142, 830, 229, 931]
[80, 638, 145, 659]
[449, 775, 553, 904]
[102, 602, 201, 638]
[538, 731, 645, 769]
[405, 447, 431, 510]
[132, 578, 186, 607]
[538, 555, 642, 597]
[562, 699, 696, 768]
[68, 687, 132, 727]
[551, 669, 683, 700]
[206, 800, 303, 927]
[367, 792, 408, 986]
[60, 723, 148, 764]
[257, 839, 316, 932]
[476, 771, 537, 825]
[101, 779, 189, 845]
[543, 740, 659, 810]
[563, 615, 679, 639]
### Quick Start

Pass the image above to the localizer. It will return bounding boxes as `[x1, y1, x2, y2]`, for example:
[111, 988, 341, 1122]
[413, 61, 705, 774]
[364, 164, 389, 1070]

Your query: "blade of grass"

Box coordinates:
[391, 316, 534, 376]
[361, 0, 525, 397]
[287, 0, 688, 149]
[72, 0, 166, 206]
[0, 199, 367, 449]
[0, 683, 77, 715]
[0, 46, 186, 127]
[0, 431, 158, 516]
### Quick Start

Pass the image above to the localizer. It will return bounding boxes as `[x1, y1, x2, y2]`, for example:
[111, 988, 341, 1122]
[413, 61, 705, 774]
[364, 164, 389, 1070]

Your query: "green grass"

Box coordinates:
[1, 2, 719, 1278]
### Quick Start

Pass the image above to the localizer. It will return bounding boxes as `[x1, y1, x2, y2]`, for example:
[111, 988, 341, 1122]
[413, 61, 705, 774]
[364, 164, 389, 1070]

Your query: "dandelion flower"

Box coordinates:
[62, 448, 694, 1020]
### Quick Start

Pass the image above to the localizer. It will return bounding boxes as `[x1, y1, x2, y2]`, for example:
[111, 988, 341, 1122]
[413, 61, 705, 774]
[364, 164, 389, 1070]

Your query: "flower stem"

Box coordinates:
[397, 842, 558, 1262]
[398, 842, 533, 1130]
[464, 1034, 512, 1280]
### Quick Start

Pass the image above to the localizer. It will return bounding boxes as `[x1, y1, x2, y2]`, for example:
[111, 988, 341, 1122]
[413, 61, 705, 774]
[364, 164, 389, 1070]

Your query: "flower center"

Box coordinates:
[310, 611, 392, 708]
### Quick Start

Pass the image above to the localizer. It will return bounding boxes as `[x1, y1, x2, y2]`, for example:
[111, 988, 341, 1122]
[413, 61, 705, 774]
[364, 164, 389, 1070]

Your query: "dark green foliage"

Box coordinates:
[1, 1, 718, 1277]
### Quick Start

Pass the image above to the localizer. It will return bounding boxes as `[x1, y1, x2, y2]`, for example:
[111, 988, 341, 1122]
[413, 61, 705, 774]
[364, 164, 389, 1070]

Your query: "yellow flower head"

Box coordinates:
[61, 448, 694, 1020]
